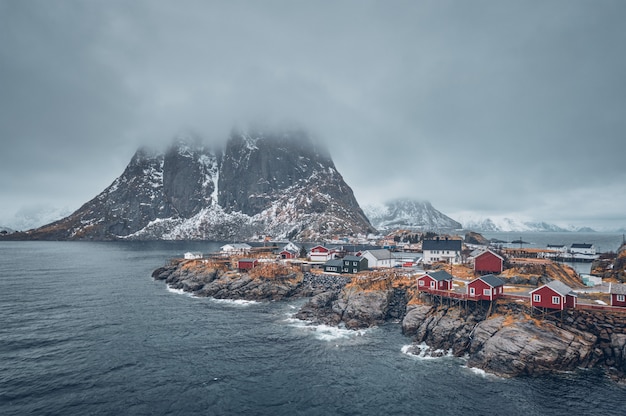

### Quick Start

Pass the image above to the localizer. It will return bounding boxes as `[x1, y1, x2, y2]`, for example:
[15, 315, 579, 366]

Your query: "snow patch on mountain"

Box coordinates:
[455, 213, 596, 232]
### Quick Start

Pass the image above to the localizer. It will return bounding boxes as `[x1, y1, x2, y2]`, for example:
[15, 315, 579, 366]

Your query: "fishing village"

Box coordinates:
[152, 231, 626, 380]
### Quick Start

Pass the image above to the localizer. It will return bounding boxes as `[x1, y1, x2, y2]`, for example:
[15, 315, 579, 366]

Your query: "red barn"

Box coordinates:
[473, 249, 504, 274]
[610, 284, 626, 307]
[467, 274, 505, 301]
[237, 258, 258, 271]
[530, 280, 577, 310]
[417, 270, 454, 292]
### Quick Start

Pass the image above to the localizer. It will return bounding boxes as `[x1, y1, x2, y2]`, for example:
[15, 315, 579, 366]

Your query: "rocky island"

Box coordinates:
[153, 258, 626, 381]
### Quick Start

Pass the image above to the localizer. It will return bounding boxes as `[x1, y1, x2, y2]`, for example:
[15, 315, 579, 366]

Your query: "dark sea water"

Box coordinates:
[1, 241, 625, 416]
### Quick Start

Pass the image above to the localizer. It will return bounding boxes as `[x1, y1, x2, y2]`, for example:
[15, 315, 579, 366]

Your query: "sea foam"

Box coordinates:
[401, 343, 453, 360]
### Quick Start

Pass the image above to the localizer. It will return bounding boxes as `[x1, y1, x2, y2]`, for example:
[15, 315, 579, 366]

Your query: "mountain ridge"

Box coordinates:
[15, 128, 375, 241]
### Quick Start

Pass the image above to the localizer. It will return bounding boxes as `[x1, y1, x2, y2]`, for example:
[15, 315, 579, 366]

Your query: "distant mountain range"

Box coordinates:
[11, 128, 374, 241]
[363, 199, 462, 231]
[456, 215, 598, 233]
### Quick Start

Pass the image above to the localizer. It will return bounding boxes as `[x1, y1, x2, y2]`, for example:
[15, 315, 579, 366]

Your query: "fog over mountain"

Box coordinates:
[15, 129, 374, 241]
[1, 1, 625, 231]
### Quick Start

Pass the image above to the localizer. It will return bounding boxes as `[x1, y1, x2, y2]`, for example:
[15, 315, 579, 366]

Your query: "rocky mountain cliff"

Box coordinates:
[21, 129, 374, 241]
[364, 199, 461, 231]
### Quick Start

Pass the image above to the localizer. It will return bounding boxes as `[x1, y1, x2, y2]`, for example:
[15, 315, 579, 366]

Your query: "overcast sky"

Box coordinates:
[1, 0, 625, 231]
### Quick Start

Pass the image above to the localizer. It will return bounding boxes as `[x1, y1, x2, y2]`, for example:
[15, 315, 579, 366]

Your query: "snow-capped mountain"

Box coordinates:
[364, 199, 461, 231]
[457, 215, 596, 233]
[21, 128, 374, 241]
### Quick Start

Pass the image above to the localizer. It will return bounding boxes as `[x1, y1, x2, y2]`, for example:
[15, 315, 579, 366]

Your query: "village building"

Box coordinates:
[278, 249, 298, 259]
[237, 258, 258, 271]
[220, 243, 252, 256]
[323, 259, 344, 273]
[610, 284, 626, 307]
[341, 255, 368, 274]
[361, 249, 395, 268]
[422, 238, 462, 265]
[417, 270, 454, 291]
[467, 274, 505, 301]
[570, 243, 596, 255]
[530, 280, 577, 310]
[309, 245, 335, 263]
[471, 249, 504, 275]
[184, 252, 203, 260]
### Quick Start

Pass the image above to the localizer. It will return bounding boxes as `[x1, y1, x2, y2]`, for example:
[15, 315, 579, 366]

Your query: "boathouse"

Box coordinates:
[472, 249, 504, 274]
[467, 274, 505, 301]
[237, 258, 258, 271]
[417, 270, 454, 291]
[530, 280, 577, 310]
[610, 284, 626, 307]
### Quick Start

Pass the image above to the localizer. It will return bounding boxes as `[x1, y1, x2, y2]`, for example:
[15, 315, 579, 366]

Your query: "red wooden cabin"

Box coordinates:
[417, 270, 454, 291]
[467, 274, 505, 301]
[530, 280, 577, 310]
[279, 250, 297, 259]
[610, 284, 626, 307]
[473, 250, 504, 274]
[237, 258, 258, 271]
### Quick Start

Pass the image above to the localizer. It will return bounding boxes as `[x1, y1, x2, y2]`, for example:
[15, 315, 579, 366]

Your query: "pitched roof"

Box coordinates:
[363, 249, 394, 260]
[610, 284, 626, 295]
[531, 280, 577, 297]
[477, 274, 505, 288]
[422, 239, 462, 251]
[425, 270, 454, 281]
[324, 259, 344, 267]
[475, 249, 504, 261]
[571, 243, 593, 249]
[343, 255, 363, 262]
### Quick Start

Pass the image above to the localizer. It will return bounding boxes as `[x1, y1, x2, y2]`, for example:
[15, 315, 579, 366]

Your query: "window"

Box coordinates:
[483, 289, 491, 296]
[618, 295, 625, 302]
[419, 280, 425, 287]
[552, 296, 560, 304]
[353, 269, 357, 273]
[533, 294, 541, 302]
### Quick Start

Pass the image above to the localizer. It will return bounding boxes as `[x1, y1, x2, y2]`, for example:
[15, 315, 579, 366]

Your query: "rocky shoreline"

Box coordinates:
[152, 260, 626, 381]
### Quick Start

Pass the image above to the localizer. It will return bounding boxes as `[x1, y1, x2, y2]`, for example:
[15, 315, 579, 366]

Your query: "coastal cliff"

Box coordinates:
[153, 260, 626, 380]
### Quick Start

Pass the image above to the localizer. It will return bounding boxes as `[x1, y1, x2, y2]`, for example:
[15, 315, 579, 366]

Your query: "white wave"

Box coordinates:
[462, 365, 502, 379]
[166, 285, 192, 296]
[211, 298, 259, 306]
[401, 343, 453, 360]
[285, 318, 369, 342]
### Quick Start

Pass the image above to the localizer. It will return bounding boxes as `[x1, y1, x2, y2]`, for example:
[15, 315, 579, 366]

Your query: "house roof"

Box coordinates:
[324, 259, 344, 267]
[343, 255, 363, 262]
[476, 274, 505, 288]
[610, 284, 626, 295]
[222, 243, 251, 250]
[547, 244, 566, 248]
[531, 280, 577, 297]
[571, 243, 593, 249]
[475, 249, 504, 261]
[363, 249, 394, 261]
[238, 258, 257, 263]
[424, 270, 454, 281]
[422, 239, 462, 251]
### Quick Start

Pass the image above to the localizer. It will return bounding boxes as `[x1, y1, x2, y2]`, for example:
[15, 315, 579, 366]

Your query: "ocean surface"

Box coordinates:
[2, 240, 626, 416]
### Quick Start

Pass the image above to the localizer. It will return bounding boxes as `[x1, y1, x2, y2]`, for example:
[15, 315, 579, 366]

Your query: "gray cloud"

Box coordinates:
[1, 0, 625, 230]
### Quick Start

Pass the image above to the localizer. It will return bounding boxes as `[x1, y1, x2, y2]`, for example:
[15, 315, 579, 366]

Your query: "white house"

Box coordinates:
[220, 243, 252, 255]
[361, 249, 394, 268]
[422, 238, 462, 265]
[184, 252, 203, 260]
[570, 243, 596, 255]
[309, 245, 335, 263]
